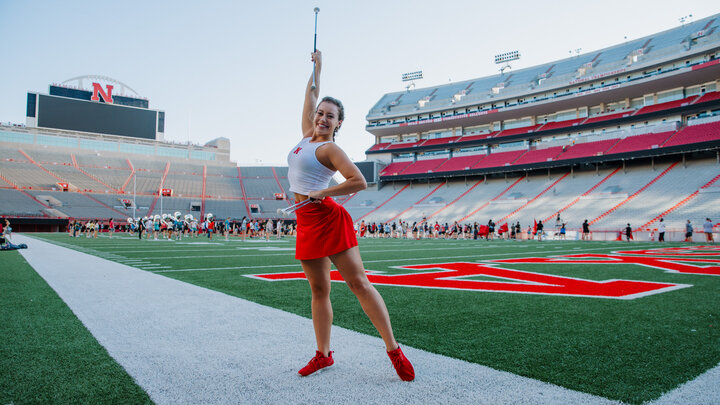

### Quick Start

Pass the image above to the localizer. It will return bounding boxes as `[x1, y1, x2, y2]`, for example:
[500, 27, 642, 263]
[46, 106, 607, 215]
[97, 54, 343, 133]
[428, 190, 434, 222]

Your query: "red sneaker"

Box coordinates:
[387, 346, 415, 381]
[298, 350, 334, 376]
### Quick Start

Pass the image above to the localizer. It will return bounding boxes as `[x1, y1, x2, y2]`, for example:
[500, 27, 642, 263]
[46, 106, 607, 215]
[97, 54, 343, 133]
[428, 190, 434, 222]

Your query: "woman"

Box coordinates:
[288, 50, 414, 381]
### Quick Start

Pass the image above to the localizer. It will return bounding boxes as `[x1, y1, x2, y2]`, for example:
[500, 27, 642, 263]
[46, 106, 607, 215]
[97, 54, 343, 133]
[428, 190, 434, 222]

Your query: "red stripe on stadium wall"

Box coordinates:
[692, 59, 720, 71]
[249, 262, 688, 299]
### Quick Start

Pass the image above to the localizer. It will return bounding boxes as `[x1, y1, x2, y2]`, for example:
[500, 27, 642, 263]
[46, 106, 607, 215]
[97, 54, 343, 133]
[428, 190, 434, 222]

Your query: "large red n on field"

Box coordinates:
[250, 262, 689, 299]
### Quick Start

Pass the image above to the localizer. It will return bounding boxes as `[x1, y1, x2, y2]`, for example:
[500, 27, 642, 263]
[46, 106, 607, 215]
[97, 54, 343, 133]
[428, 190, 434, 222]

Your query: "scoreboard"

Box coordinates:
[26, 82, 164, 140]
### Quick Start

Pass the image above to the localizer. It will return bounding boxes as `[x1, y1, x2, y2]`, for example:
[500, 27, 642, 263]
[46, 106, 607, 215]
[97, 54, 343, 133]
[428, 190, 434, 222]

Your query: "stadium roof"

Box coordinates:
[366, 13, 720, 122]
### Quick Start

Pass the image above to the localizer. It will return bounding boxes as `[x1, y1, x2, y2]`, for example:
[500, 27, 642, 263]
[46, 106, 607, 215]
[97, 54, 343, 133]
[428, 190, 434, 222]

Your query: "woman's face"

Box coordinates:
[314, 101, 342, 137]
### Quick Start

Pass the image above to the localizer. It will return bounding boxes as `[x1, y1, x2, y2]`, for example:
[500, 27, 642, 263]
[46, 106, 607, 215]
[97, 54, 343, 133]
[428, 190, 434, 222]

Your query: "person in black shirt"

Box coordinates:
[582, 219, 590, 241]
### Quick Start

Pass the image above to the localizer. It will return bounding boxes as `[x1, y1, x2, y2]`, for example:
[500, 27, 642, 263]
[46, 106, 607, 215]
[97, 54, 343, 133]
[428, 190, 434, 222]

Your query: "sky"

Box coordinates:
[0, 0, 718, 166]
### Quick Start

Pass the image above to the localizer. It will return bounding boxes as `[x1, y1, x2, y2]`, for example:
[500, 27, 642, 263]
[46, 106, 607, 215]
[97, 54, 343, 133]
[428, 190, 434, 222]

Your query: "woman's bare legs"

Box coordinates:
[330, 246, 398, 351]
[301, 257, 333, 356]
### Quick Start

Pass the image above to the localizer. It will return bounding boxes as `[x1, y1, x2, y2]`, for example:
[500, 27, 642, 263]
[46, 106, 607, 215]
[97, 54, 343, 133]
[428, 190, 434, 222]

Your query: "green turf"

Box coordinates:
[0, 250, 152, 404]
[25, 234, 720, 403]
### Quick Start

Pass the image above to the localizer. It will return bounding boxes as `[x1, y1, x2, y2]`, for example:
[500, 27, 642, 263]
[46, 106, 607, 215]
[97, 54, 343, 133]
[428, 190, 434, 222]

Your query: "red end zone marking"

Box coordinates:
[249, 262, 688, 299]
[490, 253, 720, 276]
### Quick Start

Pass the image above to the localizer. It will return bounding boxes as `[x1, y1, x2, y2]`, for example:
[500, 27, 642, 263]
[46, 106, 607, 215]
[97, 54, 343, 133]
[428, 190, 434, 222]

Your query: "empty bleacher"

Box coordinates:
[556, 139, 620, 160]
[495, 124, 542, 138]
[401, 158, 448, 175]
[513, 146, 564, 165]
[0, 160, 64, 189]
[634, 95, 699, 116]
[538, 118, 585, 132]
[164, 173, 204, 196]
[380, 161, 414, 176]
[435, 154, 487, 173]
[583, 110, 635, 125]
[242, 177, 284, 198]
[473, 149, 526, 169]
[204, 176, 243, 198]
[662, 120, 720, 148]
[605, 131, 675, 155]
[0, 188, 49, 217]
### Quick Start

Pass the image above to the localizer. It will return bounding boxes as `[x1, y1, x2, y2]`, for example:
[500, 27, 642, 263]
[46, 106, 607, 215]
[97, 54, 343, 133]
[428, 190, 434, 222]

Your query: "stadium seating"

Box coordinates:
[380, 161, 413, 176]
[456, 133, 496, 143]
[555, 139, 620, 160]
[593, 159, 717, 229]
[692, 91, 720, 104]
[435, 155, 487, 172]
[661, 120, 720, 148]
[0, 189, 49, 217]
[420, 136, 461, 147]
[633, 95, 699, 116]
[401, 158, 448, 175]
[473, 150, 527, 169]
[583, 111, 635, 125]
[494, 124, 542, 138]
[537, 118, 586, 132]
[604, 131, 675, 155]
[513, 146, 564, 165]
[367, 142, 390, 152]
[386, 141, 423, 150]
[242, 177, 284, 198]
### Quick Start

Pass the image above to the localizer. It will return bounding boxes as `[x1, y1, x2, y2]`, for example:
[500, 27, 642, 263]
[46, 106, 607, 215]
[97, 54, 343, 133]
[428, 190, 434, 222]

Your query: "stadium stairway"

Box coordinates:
[18, 149, 66, 184]
[498, 172, 570, 224]
[236, 167, 252, 218]
[426, 178, 487, 222]
[385, 181, 446, 224]
[636, 171, 720, 231]
[590, 161, 679, 226]
[71, 154, 122, 194]
[456, 176, 526, 223]
[542, 167, 622, 223]
[355, 184, 410, 223]
[271, 167, 292, 208]
[0, 171, 19, 188]
[119, 159, 135, 193]
[145, 162, 170, 217]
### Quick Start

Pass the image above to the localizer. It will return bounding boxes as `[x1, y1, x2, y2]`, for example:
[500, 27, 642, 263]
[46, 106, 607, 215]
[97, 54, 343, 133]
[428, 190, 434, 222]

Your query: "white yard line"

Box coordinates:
[15, 233, 624, 404]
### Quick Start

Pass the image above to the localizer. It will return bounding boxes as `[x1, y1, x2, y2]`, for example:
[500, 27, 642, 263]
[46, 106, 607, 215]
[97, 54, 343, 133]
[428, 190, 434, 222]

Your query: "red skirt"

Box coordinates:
[295, 197, 358, 260]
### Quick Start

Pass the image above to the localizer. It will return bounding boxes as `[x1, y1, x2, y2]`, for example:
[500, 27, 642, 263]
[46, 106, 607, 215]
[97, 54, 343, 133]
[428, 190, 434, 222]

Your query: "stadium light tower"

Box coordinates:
[494, 50, 520, 74]
[402, 70, 423, 91]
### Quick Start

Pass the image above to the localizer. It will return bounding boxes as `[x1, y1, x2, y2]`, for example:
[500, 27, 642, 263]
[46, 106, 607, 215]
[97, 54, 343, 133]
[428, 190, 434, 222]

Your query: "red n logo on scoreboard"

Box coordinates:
[90, 83, 113, 103]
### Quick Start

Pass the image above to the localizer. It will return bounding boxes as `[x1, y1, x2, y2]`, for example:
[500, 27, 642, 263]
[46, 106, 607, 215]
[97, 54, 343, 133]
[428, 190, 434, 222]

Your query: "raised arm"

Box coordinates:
[301, 51, 321, 137]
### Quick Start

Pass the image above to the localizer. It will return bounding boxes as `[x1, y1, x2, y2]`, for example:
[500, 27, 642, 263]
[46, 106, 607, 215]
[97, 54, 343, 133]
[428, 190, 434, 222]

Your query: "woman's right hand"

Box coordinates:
[311, 50, 322, 72]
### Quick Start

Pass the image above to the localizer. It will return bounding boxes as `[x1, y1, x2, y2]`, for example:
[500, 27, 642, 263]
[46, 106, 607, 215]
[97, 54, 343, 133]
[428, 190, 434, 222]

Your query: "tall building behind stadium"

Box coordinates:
[1, 13, 719, 239]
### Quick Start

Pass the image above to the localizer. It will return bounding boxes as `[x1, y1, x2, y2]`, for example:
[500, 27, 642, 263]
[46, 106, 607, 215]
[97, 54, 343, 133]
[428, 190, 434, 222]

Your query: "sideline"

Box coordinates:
[12, 233, 701, 404]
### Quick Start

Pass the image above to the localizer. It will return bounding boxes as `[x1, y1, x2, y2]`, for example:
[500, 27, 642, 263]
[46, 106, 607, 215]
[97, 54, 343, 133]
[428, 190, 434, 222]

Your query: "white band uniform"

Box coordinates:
[287, 137, 335, 196]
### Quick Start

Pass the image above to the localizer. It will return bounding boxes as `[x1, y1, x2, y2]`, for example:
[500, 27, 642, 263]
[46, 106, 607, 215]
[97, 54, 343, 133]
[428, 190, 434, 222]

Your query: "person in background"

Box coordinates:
[582, 219, 590, 241]
[703, 218, 714, 243]
[685, 220, 693, 242]
[658, 218, 666, 242]
[0, 220, 5, 248]
[265, 218, 273, 241]
[625, 223, 633, 242]
[536, 220, 544, 241]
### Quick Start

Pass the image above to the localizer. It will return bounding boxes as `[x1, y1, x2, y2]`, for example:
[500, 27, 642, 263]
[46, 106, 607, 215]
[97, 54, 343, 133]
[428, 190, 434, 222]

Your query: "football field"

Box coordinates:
[3, 233, 719, 404]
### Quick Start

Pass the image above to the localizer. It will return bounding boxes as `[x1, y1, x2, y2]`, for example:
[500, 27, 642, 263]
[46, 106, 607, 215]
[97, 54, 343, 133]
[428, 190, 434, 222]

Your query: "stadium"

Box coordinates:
[2, 6, 719, 405]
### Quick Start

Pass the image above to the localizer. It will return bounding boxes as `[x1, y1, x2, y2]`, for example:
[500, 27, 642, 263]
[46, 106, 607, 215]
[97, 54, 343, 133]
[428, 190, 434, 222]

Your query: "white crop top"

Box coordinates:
[287, 137, 336, 195]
